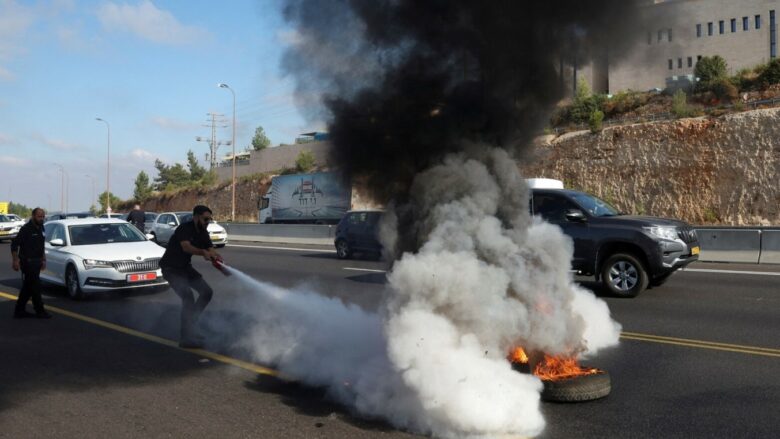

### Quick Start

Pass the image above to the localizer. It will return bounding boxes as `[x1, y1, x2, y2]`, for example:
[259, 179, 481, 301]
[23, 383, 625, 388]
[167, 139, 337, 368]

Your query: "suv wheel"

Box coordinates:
[66, 265, 85, 300]
[335, 239, 351, 260]
[601, 253, 648, 298]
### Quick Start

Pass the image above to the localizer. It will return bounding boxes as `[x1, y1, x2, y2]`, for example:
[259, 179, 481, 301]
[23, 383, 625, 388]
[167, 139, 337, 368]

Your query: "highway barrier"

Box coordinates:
[223, 224, 780, 265]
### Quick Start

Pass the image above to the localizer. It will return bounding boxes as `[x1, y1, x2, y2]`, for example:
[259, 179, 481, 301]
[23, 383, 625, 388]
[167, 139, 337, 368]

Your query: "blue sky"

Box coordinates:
[0, 0, 319, 212]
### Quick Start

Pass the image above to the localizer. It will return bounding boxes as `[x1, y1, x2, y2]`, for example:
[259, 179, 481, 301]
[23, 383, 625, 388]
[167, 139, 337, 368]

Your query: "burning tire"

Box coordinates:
[540, 371, 611, 402]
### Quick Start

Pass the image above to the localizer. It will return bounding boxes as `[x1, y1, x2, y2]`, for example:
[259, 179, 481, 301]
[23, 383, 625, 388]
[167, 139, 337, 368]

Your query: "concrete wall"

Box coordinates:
[215, 141, 333, 182]
[610, 0, 780, 92]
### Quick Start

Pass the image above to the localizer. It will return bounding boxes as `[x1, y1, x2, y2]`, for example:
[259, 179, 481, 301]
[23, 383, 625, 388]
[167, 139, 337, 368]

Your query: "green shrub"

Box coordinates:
[695, 56, 728, 84]
[758, 59, 780, 87]
[709, 78, 739, 102]
[671, 90, 691, 118]
[589, 110, 604, 133]
[295, 150, 316, 173]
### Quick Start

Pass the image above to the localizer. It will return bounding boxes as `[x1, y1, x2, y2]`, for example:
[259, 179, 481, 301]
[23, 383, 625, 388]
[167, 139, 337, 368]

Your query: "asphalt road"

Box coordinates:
[0, 241, 778, 438]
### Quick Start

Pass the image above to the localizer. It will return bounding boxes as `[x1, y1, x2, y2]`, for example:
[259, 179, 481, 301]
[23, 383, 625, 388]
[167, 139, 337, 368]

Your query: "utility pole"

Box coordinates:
[196, 112, 228, 170]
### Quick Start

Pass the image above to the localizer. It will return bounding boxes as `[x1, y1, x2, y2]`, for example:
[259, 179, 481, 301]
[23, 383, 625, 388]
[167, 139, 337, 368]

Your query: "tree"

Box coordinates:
[154, 159, 191, 190]
[133, 171, 153, 202]
[186, 150, 207, 181]
[295, 150, 316, 173]
[251, 126, 271, 151]
[695, 56, 728, 84]
[8, 202, 32, 218]
[97, 191, 123, 214]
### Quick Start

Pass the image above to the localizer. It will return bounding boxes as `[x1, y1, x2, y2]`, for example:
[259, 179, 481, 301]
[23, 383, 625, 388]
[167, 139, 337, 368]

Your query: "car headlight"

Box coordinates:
[83, 259, 113, 269]
[644, 226, 678, 241]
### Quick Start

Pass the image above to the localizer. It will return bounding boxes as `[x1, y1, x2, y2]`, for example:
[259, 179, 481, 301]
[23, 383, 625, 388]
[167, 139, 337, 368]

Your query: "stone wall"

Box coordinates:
[215, 141, 332, 182]
[523, 108, 780, 225]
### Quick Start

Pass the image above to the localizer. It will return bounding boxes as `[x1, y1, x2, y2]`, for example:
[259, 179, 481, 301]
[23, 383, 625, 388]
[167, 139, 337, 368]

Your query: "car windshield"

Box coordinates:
[69, 223, 147, 245]
[145, 213, 157, 221]
[0, 215, 9, 222]
[569, 192, 620, 217]
[176, 213, 192, 223]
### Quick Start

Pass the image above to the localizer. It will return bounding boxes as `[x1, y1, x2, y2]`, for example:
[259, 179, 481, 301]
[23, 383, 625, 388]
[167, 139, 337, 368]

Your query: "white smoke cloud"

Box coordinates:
[218, 147, 620, 438]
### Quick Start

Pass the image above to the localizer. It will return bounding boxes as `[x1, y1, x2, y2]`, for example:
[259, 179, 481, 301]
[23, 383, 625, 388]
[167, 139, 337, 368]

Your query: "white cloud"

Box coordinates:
[128, 148, 157, 162]
[0, 156, 31, 167]
[32, 134, 82, 151]
[151, 116, 198, 131]
[0, 132, 15, 145]
[97, 1, 211, 45]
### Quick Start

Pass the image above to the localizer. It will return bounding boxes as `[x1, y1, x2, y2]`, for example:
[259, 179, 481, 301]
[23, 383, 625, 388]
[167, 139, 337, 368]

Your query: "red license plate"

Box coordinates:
[127, 272, 157, 283]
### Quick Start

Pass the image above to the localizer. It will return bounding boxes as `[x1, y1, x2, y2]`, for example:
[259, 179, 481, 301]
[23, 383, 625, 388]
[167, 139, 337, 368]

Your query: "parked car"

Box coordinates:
[99, 213, 125, 219]
[334, 210, 384, 259]
[528, 179, 700, 297]
[150, 211, 228, 247]
[0, 214, 22, 242]
[5, 213, 26, 227]
[41, 218, 167, 300]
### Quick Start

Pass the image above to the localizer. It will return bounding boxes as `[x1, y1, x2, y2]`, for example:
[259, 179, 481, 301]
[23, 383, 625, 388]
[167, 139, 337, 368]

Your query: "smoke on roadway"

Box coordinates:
[214, 0, 649, 437]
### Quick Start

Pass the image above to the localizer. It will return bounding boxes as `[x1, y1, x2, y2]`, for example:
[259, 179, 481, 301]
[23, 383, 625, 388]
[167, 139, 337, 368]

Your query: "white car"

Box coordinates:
[150, 211, 228, 247]
[42, 218, 168, 300]
[5, 213, 26, 228]
[0, 214, 22, 242]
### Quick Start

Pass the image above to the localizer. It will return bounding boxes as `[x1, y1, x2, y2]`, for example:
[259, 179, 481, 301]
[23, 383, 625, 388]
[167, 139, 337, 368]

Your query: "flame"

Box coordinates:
[508, 347, 601, 381]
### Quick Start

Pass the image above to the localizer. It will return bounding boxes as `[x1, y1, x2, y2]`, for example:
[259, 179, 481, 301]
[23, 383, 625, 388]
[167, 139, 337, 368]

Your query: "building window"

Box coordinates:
[708, 22, 714, 36]
[688, 56, 693, 68]
[731, 18, 737, 33]
[668, 28, 673, 42]
[769, 10, 777, 59]
[756, 15, 762, 29]
[697, 55, 702, 61]
[719, 20, 725, 34]
[668, 59, 673, 70]
[743, 16, 749, 30]
[678, 58, 683, 68]
[658, 30, 663, 42]
[696, 24, 702, 37]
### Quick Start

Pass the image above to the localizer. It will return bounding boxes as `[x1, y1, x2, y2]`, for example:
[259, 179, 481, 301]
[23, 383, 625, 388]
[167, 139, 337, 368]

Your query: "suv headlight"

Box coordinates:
[83, 259, 113, 269]
[644, 226, 678, 241]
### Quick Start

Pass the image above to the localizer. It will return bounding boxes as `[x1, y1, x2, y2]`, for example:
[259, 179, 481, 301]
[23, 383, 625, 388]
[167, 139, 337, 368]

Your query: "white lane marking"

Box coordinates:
[681, 268, 780, 276]
[344, 267, 387, 273]
[227, 244, 336, 253]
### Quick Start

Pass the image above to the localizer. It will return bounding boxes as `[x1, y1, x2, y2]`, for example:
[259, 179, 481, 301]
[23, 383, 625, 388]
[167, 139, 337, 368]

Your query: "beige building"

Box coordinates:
[601, 0, 780, 93]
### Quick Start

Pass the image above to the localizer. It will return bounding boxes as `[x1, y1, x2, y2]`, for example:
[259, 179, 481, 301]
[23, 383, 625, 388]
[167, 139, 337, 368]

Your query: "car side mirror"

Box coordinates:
[168, 222, 176, 227]
[145, 234, 154, 240]
[49, 238, 65, 246]
[565, 209, 587, 222]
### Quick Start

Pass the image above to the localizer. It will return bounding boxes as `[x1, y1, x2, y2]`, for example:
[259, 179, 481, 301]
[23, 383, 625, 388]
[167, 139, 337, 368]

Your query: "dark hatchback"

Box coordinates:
[532, 188, 700, 297]
[334, 210, 383, 259]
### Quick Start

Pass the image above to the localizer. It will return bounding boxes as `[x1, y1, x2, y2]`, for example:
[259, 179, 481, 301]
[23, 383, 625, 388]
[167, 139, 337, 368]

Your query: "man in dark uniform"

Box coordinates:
[160, 205, 221, 348]
[11, 208, 52, 319]
[126, 204, 146, 233]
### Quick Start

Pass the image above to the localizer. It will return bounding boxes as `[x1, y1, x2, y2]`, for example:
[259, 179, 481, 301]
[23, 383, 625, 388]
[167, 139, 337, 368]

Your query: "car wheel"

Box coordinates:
[66, 265, 85, 300]
[335, 239, 351, 260]
[600, 253, 648, 298]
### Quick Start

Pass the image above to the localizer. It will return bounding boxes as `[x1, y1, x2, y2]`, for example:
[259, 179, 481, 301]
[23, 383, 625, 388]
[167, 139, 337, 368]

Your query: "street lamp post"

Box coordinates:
[95, 117, 111, 214]
[218, 83, 236, 222]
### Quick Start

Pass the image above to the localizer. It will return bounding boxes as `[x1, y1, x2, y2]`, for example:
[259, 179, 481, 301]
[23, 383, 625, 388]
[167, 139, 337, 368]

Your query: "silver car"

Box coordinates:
[41, 218, 168, 300]
[150, 211, 228, 247]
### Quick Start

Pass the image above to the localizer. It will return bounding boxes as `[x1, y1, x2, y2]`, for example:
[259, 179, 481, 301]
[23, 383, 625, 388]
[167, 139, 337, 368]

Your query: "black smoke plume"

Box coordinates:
[282, 0, 644, 252]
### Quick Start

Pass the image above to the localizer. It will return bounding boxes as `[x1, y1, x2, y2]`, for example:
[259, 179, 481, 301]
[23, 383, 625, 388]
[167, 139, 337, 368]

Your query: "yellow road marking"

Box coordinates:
[621, 331, 780, 358]
[0, 290, 280, 377]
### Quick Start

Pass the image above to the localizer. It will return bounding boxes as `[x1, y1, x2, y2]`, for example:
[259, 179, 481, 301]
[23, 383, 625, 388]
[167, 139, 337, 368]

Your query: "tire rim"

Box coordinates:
[608, 261, 638, 291]
[67, 269, 79, 297]
[337, 241, 348, 257]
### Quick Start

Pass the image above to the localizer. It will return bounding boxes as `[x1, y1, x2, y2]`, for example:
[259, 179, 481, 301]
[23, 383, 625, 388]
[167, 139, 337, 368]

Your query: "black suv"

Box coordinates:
[532, 188, 700, 297]
[334, 210, 383, 259]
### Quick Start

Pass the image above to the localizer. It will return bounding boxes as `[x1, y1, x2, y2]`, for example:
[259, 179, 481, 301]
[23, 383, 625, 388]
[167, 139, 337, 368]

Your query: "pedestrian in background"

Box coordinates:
[127, 203, 146, 233]
[159, 205, 221, 348]
[11, 208, 51, 319]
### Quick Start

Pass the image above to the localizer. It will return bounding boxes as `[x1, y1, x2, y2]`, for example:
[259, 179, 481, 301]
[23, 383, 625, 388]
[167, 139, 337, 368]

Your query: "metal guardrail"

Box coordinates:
[223, 224, 779, 264]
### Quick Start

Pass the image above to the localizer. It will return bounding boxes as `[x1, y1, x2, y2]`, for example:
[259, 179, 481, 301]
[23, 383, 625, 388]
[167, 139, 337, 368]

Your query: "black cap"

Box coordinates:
[193, 205, 212, 216]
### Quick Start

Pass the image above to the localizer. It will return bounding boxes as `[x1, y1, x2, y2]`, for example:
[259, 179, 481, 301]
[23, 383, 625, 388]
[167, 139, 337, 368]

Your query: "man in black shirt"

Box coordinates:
[160, 205, 221, 348]
[126, 204, 146, 233]
[11, 208, 51, 319]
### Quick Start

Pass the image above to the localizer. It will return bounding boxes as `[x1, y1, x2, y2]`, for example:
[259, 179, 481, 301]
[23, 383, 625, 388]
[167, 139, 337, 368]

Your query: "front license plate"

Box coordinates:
[0, 231, 9, 235]
[691, 246, 700, 255]
[127, 272, 157, 283]
[210, 235, 220, 240]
